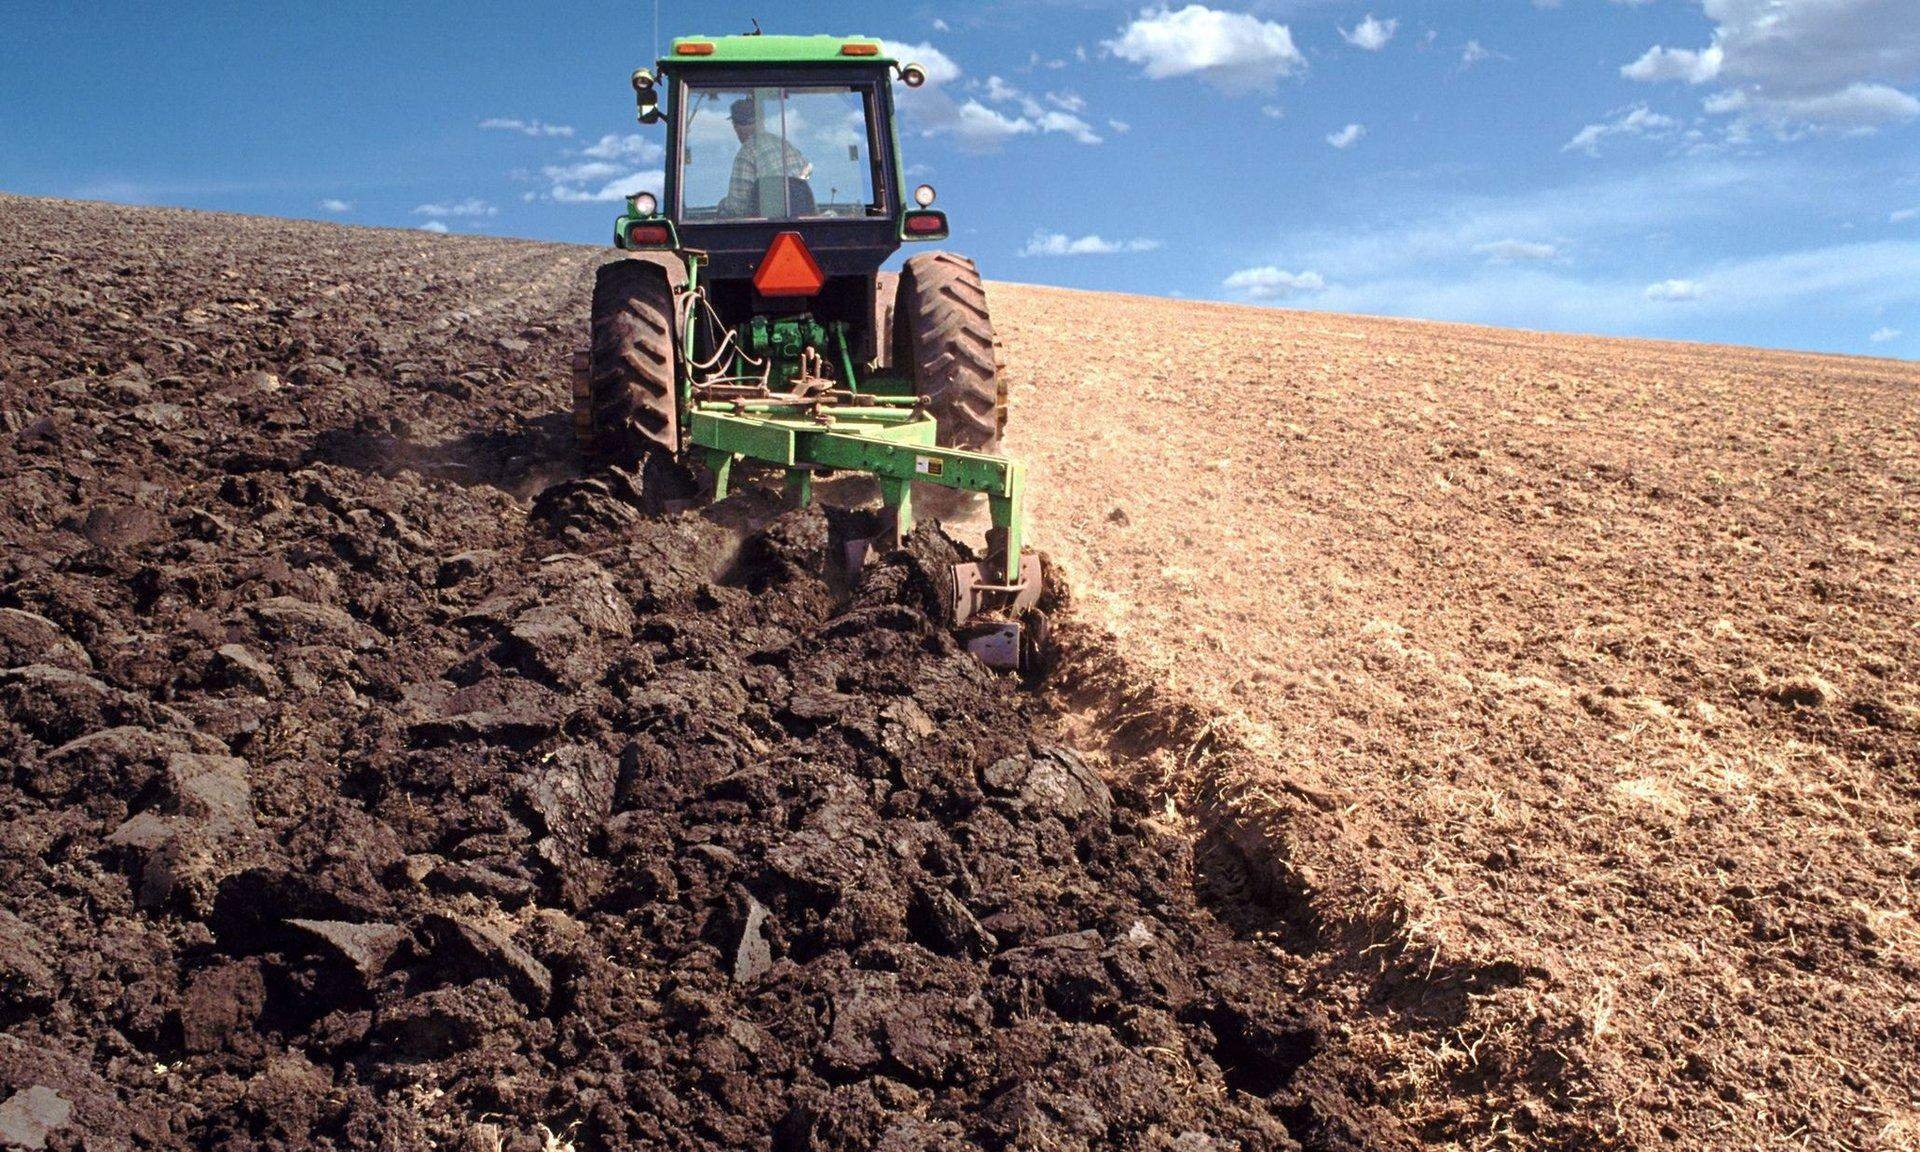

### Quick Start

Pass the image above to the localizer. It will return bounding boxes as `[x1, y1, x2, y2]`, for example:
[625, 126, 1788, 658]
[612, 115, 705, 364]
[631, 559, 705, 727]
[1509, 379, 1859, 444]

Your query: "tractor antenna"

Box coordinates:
[747, 18, 763, 36]
[651, 0, 659, 62]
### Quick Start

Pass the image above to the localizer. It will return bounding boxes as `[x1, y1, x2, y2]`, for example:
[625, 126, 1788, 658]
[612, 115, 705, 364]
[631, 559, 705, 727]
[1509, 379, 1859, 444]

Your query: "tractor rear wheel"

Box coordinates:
[896, 252, 1005, 451]
[583, 259, 678, 466]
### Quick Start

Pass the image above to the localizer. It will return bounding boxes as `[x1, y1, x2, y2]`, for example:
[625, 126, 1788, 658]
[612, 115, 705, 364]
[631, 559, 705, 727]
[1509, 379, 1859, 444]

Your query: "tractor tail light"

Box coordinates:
[841, 43, 881, 56]
[903, 211, 948, 237]
[675, 41, 715, 56]
[626, 223, 673, 248]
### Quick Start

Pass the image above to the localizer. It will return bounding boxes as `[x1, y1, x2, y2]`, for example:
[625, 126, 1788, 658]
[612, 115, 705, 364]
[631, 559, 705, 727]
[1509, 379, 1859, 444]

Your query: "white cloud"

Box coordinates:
[1705, 0, 1918, 92]
[1021, 232, 1163, 256]
[1108, 118, 1133, 133]
[1460, 40, 1506, 68]
[479, 118, 574, 138]
[526, 134, 670, 202]
[1004, 79, 1098, 139]
[1645, 278, 1705, 301]
[1475, 239, 1560, 262]
[1104, 5, 1307, 94]
[580, 134, 664, 163]
[1341, 15, 1398, 52]
[983, 74, 1023, 104]
[317, 198, 353, 213]
[1261, 105, 1286, 119]
[413, 198, 497, 218]
[939, 75, 1103, 147]
[932, 18, 950, 33]
[1036, 110, 1104, 144]
[891, 44, 1102, 150]
[948, 100, 1038, 147]
[1622, 44, 1724, 84]
[1622, 0, 1920, 133]
[1563, 105, 1679, 155]
[544, 163, 664, 203]
[1224, 266, 1327, 299]
[543, 160, 623, 184]
[1870, 326, 1901, 342]
[1326, 123, 1366, 149]
[1706, 83, 1920, 130]
[1893, 207, 1920, 223]
[418, 220, 450, 234]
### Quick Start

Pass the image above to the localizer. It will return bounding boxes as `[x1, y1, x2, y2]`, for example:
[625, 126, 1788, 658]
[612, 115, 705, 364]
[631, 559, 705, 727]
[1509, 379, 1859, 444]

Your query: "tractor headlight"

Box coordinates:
[913, 184, 937, 208]
[632, 192, 658, 216]
[901, 63, 928, 89]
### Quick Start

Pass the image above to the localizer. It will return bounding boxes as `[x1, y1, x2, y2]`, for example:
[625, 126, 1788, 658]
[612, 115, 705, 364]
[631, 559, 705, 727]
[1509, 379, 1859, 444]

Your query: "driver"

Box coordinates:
[720, 97, 813, 217]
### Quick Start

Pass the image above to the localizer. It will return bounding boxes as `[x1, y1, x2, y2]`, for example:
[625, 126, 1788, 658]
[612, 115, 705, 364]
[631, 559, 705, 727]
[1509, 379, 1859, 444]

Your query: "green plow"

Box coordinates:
[688, 390, 1044, 668]
[693, 402, 1024, 580]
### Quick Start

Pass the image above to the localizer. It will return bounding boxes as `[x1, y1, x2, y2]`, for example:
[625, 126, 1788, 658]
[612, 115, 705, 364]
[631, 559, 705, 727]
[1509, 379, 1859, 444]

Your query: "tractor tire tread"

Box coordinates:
[586, 259, 677, 466]
[897, 251, 1004, 450]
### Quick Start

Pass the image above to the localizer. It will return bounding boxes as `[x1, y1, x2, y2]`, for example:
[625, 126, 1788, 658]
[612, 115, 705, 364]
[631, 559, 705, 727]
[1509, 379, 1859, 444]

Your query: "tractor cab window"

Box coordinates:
[679, 84, 880, 222]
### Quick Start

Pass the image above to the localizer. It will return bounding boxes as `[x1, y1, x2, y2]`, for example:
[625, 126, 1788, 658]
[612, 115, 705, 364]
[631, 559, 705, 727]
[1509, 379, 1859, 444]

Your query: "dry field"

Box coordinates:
[1000, 283, 1920, 1149]
[1, 193, 1915, 1151]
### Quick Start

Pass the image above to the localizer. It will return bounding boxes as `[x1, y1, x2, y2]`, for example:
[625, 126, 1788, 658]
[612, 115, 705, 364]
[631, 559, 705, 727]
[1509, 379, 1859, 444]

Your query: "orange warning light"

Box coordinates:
[752, 231, 826, 297]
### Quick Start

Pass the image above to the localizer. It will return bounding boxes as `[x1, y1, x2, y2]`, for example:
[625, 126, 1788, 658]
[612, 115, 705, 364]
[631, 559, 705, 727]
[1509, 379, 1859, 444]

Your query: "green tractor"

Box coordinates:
[571, 33, 1044, 668]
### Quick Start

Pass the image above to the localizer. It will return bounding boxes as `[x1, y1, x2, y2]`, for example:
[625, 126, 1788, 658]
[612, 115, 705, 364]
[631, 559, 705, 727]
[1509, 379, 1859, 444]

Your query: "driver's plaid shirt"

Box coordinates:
[725, 131, 812, 214]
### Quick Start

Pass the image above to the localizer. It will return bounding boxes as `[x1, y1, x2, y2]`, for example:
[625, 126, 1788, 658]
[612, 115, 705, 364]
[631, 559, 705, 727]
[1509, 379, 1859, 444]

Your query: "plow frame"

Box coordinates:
[690, 399, 1028, 587]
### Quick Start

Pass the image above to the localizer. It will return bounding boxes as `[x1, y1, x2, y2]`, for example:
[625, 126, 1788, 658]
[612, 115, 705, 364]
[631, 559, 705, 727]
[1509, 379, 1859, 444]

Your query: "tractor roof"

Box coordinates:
[662, 35, 896, 68]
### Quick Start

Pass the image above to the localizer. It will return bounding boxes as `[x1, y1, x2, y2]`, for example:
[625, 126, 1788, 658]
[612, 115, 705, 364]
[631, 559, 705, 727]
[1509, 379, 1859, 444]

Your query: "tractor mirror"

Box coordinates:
[633, 69, 663, 124]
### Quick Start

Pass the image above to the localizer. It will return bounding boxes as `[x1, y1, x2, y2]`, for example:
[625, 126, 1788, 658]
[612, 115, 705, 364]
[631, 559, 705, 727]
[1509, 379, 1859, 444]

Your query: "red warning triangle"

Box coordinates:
[753, 231, 826, 298]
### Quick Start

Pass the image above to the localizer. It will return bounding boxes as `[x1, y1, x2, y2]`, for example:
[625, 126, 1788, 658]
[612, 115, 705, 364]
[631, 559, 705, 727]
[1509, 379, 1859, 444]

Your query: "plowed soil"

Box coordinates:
[0, 195, 1405, 1152]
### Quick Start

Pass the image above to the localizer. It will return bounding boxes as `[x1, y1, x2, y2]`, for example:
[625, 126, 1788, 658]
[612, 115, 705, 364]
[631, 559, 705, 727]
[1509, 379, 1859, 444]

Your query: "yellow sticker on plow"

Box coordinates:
[915, 456, 944, 477]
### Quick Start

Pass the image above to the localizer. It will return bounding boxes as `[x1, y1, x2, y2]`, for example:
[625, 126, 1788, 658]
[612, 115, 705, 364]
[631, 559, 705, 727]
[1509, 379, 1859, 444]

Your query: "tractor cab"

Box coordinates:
[621, 36, 943, 281]
[677, 78, 888, 224]
[612, 36, 946, 377]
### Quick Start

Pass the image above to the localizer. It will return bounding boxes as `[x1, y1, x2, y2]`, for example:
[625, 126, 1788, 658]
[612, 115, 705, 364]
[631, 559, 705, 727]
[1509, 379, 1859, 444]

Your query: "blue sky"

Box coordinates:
[3, 0, 1917, 358]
